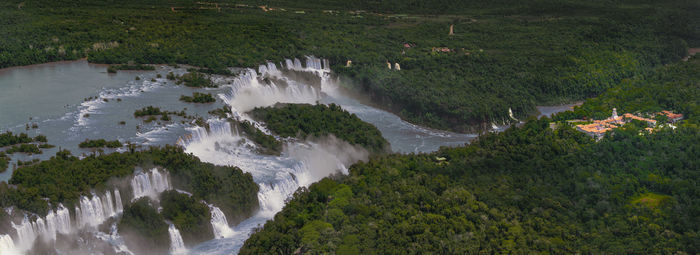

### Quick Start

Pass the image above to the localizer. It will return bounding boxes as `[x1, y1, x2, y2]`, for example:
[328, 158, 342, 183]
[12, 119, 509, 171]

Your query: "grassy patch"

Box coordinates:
[631, 192, 672, 209]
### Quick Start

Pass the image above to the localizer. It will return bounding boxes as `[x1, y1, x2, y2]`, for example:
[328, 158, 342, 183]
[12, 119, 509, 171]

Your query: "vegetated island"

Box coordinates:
[250, 103, 390, 154]
[180, 92, 216, 103]
[0, 132, 54, 171]
[79, 139, 122, 149]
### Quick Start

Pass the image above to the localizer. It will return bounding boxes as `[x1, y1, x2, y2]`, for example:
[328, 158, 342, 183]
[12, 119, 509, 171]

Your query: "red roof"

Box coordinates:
[660, 110, 683, 120]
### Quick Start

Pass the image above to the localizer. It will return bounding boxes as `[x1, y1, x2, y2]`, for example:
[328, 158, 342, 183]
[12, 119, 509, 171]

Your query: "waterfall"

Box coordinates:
[114, 189, 123, 213]
[0, 234, 17, 255]
[285, 59, 295, 70]
[43, 204, 71, 240]
[208, 204, 235, 238]
[258, 62, 279, 75]
[305, 56, 323, 70]
[102, 190, 115, 218]
[168, 224, 187, 255]
[11, 216, 35, 251]
[75, 190, 123, 228]
[131, 168, 171, 200]
[219, 67, 319, 114]
[9, 203, 73, 251]
[151, 169, 170, 194]
[258, 64, 268, 75]
[78, 195, 105, 228]
[293, 58, 303, 70]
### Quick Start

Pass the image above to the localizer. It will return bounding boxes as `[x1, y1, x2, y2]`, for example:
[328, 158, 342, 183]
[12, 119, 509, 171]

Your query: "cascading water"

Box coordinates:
[77, 195, 105, 228]
[0, 234, 17, 255]
[102, 190, 115, 218]
[43, 204, 71, 241]
[95, 223, 134, 255]
[75, 189, 123, 229]
[185, 56, 375, 254]
[9, 203, 73, 252]
[11, 216, 35, 251]
[114, 189, 123, 213]
[258, 62, 279, 75]
[169, 224, 187, 255]
[208, 204, 235, 239]
[131, 168, 171, 200]
[221, 65, 319, 114]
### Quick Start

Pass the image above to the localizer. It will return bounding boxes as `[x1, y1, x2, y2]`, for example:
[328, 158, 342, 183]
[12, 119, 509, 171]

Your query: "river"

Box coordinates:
[0, 58, 575, 254]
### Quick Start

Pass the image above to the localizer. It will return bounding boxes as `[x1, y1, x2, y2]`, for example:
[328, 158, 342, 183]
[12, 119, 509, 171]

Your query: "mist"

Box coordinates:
[284, 135, 369, 186]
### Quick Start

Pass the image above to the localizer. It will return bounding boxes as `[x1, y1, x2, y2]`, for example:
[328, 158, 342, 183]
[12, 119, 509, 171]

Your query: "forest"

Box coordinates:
[250, 103, 389, 153]
[1, 0, 698, 130]
[239, 54, 700, 253]
[240, 119, 699, 254]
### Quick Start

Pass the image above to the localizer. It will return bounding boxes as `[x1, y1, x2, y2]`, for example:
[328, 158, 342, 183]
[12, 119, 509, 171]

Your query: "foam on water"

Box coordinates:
[95, 223, 135, 255]
[169, 224, 187, 255]
[73, 78, 167, 130]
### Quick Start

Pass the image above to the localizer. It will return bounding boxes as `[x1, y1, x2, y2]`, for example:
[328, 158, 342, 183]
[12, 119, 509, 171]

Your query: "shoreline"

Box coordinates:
[0, 58, 90, 74]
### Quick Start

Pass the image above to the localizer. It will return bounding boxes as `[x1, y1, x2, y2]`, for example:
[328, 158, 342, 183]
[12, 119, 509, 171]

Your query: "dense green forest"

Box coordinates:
[2, 146, 259, 222]
[240, 57, 700, 253]
[2, 0, 698, 130]
[240, 120, 699, 254]
[250, 104, 389, 153]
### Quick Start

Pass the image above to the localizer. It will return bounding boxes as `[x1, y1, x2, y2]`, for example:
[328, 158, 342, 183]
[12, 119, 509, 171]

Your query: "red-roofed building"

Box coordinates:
[659, 110, 683, 123]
